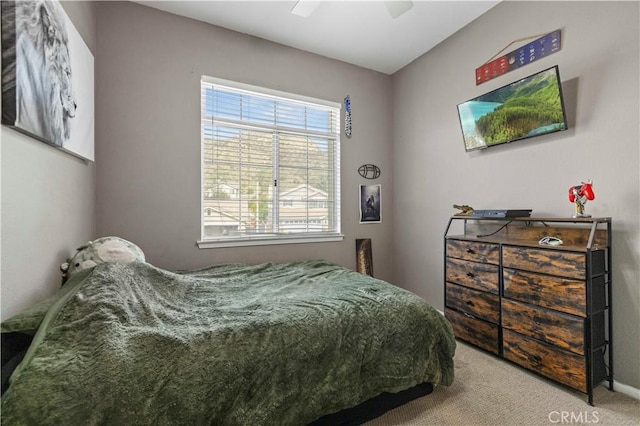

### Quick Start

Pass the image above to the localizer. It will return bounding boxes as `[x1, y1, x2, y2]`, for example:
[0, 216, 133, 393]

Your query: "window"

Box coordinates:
[199, 77, 342, 248]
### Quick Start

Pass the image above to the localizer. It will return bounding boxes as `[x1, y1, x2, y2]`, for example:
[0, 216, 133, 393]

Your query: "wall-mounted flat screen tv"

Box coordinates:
[457, 65, 568, 152]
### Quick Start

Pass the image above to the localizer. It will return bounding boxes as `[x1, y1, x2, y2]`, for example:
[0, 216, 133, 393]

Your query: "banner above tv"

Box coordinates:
[1, 0, 95, 161]
[457, 65, 568, 152]
[475, 30, 562, 85]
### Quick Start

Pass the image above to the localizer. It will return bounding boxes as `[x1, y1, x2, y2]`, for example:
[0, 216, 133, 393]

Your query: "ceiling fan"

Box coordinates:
[291, 0, 414, 19]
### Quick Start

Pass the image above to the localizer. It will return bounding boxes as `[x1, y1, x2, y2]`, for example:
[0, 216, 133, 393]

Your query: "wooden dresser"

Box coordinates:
[444, 216, 612, 405]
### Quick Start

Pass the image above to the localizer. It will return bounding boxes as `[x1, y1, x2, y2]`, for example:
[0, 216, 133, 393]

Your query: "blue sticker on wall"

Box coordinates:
[344, 95, 352, 137]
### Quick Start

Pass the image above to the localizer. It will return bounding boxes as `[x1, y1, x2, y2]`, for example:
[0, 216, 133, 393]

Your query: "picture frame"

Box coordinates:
[359, 184, 381, 224]
[1, 0, 95, 161]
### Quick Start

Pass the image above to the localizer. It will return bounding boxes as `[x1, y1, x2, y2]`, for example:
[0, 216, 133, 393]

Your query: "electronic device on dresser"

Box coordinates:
[443, 216, 612, 405]
[471, 209, 532, 218]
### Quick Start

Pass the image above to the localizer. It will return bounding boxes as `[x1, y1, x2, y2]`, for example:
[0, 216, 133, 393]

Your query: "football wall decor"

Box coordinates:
[358, 164, 381, 180]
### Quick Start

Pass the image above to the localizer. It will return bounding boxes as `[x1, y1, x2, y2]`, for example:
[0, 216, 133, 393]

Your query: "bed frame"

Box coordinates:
[311, 382, 433, 425]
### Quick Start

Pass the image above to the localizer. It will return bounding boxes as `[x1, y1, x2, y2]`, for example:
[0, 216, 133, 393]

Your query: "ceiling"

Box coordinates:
[133, 1, 500, 75]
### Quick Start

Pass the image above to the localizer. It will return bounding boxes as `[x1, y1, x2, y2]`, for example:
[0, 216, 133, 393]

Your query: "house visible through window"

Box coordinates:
[199, 77, 342, 247]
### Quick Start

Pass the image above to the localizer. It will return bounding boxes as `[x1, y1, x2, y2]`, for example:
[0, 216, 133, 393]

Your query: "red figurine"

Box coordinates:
[568, 180, 595, 217]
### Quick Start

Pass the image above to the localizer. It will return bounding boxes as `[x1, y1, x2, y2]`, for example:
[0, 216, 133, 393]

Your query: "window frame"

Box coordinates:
[198, 76, 343, 249]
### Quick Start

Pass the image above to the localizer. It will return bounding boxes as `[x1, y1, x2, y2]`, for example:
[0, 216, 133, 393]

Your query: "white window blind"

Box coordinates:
[199, 77, 342, 247]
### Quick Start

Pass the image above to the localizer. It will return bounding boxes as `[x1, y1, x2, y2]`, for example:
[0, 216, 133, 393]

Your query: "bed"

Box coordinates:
[1, 260, 455, 425]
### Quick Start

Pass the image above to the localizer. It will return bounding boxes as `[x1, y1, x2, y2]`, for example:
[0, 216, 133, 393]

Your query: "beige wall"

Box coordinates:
[94, 2, 395, 281]
[391, 1, 639, 389]
[0, 1, 97, 320]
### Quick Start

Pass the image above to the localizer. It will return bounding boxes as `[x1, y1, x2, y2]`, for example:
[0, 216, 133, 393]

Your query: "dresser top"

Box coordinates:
[450, 216, 611, 223]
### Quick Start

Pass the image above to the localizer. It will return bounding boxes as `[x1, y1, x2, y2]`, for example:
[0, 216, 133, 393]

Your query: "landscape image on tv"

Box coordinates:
[458, 66, 568, 151]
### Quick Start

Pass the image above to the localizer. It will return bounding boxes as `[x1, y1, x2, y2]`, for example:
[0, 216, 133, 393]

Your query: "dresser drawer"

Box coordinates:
[446, 240, 499, 265]
[446, 283, 500, 323]
[502, 246, 586, 280]
[503, 329, 586, 393]
[445, 308, 499, 355]
[446, 257, 499, 294]
[502, 299, 585, 355]
[503, 268, 586, 317]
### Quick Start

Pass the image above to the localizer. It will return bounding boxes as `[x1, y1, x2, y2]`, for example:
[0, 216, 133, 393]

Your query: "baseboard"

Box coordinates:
[605, 380, 640, 400]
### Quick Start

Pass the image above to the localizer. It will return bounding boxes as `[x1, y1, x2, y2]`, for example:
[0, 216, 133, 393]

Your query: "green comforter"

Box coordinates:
[1, 260, 455, 425]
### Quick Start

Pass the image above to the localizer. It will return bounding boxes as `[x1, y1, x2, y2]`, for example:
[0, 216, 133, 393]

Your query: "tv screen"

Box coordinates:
[457, 65, 568, 152]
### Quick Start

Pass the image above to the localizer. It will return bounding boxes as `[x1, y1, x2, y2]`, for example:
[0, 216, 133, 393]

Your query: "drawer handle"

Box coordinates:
[466, 272, 475, 278]
[463, 312, 474, 319]
[466, 248, 475, 254]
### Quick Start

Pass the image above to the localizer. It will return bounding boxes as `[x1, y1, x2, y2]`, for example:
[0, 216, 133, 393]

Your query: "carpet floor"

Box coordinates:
[365, 341, 640, 425]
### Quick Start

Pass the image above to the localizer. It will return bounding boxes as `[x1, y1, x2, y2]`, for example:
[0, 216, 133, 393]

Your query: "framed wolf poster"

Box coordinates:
[1, 0, 95, 161]
[359, 184, 381, 224]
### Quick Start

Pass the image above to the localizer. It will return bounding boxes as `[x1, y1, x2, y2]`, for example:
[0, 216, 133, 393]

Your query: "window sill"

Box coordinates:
[197, 233, 344, 249]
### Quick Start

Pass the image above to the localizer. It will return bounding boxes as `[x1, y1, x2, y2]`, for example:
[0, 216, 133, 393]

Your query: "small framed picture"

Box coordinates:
[359, 184, 381, 224]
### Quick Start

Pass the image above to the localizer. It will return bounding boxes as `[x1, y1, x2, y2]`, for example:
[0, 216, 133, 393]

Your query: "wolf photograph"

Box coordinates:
[1, 0, 94, 161]
[359, 184, 382, 224]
